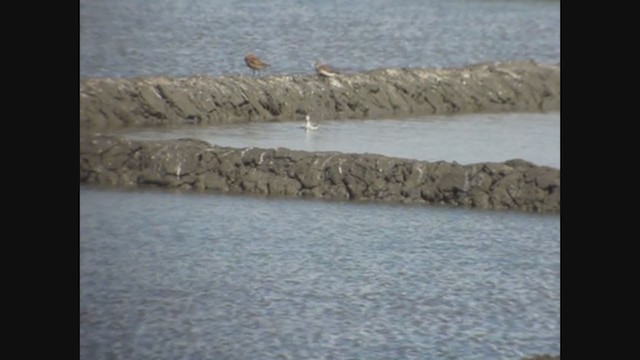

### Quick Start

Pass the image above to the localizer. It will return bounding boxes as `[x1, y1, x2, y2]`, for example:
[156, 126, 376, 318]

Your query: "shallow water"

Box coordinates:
[116, 112, 560, 168]
[80, 0, 560, 78]
[80, 186, 560, 359]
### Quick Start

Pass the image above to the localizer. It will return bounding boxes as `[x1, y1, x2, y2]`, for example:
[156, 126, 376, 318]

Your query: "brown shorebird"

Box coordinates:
[314, 60, 340, 78]
[244, 53, 270, 76]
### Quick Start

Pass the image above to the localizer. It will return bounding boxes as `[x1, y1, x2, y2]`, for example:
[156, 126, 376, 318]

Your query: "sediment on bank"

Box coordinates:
[80, 135, 560, 213]
[80, 60, 560, 129]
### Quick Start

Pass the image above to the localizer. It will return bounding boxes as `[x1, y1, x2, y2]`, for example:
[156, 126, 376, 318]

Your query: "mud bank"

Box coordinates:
[80, 61, 559, 129]
[80, 135, 560, 213]
[522, 355, 560, 360]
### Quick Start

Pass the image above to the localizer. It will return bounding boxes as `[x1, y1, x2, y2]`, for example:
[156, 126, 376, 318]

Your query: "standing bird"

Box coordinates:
[244, 53, 270, 76]
[314, 60, 340, 78]
[303, 115, 319, 130]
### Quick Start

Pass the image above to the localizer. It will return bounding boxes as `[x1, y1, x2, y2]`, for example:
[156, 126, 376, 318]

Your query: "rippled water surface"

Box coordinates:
[80, 187, 559, 359]
[116, 112, 560, 168]
[80, 0, 560, 78]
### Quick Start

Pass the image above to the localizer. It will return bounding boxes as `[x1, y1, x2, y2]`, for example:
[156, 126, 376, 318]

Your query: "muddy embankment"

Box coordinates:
[522, 355, 560, 360]
[80, 61, 560, 212]
[80, 135, 560, 213]
[80, 60, 559, 128]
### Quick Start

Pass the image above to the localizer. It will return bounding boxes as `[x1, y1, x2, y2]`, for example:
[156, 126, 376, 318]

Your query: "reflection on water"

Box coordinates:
[116, 112, 560, 168]
[80, 186, 560, 359]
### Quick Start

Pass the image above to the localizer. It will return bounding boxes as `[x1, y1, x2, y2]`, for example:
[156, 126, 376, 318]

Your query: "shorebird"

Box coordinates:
[303, 115, 319, 130]
[314, 60, 340, 78]
[244, 53, 270, 76]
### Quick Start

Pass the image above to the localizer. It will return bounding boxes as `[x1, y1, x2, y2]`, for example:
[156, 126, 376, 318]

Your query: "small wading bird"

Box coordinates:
[244, 53, 270, 76]
[314, 60, 340, 78]
[303, 115, 319, 130]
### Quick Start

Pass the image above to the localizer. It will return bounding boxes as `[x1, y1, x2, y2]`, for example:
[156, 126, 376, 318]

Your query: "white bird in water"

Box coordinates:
[304, 115, 319, 130]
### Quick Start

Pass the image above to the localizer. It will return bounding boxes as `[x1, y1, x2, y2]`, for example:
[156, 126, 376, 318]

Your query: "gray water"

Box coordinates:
[81, 1, 560, 358]
[80, 186, 560, 359]
[80, 0, 560, 78]
[116, 112, 560, 168]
